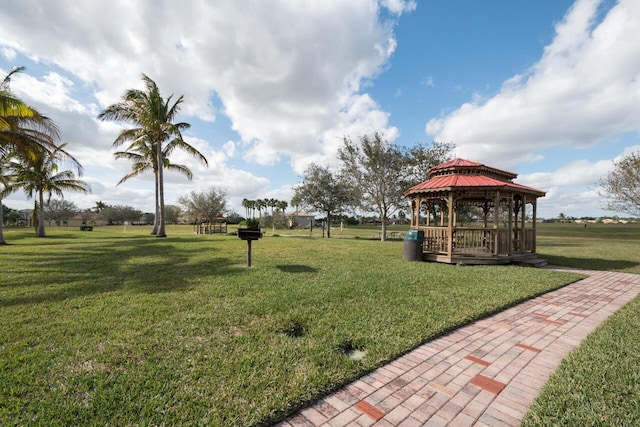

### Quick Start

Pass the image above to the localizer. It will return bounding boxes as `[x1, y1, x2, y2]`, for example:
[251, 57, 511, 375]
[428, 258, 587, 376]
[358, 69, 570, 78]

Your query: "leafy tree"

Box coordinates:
[178, 187, 228, 224]
[164, 205, 181, 224]
[293, 163, 355, 238]
[45, 198, 79, 225]
[338, 132, 407, 241]
[99, 204, 144, 224]
[98, 74, 208, 238]
[225, 212, 244, 224]
[404, 140, 454, 184]
[3, 145, 90, 237]
[598, 152, 640, 216]
[2, 203, 18, 226]
[94, 200, 107, 213]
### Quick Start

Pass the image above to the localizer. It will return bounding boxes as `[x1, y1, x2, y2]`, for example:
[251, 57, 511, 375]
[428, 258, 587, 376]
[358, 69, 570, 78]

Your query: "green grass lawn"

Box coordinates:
[521, 295, 640, 426]
[0, 226, 580, 426]
[523, 222, 640, 425]
[537, 222, 640, 274]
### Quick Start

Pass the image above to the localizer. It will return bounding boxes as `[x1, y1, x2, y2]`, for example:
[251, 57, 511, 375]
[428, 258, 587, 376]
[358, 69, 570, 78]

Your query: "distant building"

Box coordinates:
[286, 211, 316, 228]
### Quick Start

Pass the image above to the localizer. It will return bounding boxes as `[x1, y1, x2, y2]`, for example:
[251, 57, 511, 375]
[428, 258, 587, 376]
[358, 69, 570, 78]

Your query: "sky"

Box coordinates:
[1, 0, 639, 219]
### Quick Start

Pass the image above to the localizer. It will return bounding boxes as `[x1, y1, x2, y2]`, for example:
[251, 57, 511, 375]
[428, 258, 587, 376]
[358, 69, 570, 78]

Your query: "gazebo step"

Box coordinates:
[512, 257, 548, 268]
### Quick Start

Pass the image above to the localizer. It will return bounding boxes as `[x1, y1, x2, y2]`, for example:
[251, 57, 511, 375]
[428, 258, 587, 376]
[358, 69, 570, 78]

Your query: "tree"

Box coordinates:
[404, 140, 454, 184]
[98, 74, 208, 238]
[598, 152, 640, 216]
[99, 204, 143, 224]
[111, 135, 195, 234]
[94, 200, 107, 213]
[1, 67, 59, 155]
[164, 205, 181, 224]
[2, 144, 90, 237]
[45, 198, 79, 225]
[178, 187, 229, 224]
[241, 198, 251, 219]
[293, 163, 355, 238]
[2, 203, 18, 226]
[338, 132, 407, 241]
[1, 67, 62, 244]
[255, 199, 266, 218]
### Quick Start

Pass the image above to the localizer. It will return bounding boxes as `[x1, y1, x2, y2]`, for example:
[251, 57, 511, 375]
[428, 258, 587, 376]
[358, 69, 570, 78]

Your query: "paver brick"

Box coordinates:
[282, 269, 640, 426]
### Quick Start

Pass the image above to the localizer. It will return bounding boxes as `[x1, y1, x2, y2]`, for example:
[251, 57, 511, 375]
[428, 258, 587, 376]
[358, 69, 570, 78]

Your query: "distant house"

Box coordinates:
[18, 209, 33, 227]
[68, 212, 107, 227]
[286, 211, 316, 228]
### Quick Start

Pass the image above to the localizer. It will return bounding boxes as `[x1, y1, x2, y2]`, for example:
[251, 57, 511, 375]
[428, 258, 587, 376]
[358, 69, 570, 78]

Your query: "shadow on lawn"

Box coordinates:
[0, 236, 243, 308]
[543, 254, 639, 272]
[276, 264, 318, 273]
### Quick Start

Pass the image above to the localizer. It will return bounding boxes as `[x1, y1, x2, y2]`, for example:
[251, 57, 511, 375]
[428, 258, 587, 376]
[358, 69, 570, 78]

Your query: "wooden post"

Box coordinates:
[508, 195, 513, 255]
[494, 191, 500, 256]
[532, 198, 538, 253]
[520, 195, 526, 252]
[447, 194, 454, 258]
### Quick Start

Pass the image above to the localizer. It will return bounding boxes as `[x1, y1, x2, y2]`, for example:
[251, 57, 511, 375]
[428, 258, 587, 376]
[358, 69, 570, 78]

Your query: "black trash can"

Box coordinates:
[403, 229, 424, 261]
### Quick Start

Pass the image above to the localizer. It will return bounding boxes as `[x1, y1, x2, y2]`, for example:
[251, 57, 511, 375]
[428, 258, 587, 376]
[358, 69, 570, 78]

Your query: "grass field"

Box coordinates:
[0, 225, 581, 426]
[523, 222, 640, 426]
[536, 222, 640, 274]
[521, 294, 640, 426]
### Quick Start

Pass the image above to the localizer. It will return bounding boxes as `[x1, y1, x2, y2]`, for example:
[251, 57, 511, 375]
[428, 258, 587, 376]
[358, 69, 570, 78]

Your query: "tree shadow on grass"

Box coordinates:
[542, 254, 639, 273]
[0, 235, 246, 308]
[276, 264, 319, 273]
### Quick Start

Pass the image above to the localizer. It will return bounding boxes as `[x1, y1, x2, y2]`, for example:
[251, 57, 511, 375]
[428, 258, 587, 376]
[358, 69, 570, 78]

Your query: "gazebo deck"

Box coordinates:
[418, 225, 538, 264]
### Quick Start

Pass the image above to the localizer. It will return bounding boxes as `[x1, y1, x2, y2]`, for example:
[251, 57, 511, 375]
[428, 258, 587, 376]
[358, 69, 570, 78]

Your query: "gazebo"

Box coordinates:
[404, 158, 546, 265]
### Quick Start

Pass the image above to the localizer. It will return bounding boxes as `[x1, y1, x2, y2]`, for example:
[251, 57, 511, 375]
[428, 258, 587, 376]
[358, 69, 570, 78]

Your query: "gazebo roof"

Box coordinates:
[405, 158, 545, 197]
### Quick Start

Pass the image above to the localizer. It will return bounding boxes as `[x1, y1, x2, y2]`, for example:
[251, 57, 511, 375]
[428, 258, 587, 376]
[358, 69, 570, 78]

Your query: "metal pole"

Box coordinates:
[246, 240, 252, 267]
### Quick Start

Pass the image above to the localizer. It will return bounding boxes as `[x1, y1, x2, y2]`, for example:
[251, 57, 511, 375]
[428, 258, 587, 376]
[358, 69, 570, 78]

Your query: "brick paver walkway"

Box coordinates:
[278, 267, 640, 426]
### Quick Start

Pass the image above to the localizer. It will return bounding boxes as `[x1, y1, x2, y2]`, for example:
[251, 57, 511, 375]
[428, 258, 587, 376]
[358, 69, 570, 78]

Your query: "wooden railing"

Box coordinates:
[419, 227, 530, 257]
[423, 227, 448, 253]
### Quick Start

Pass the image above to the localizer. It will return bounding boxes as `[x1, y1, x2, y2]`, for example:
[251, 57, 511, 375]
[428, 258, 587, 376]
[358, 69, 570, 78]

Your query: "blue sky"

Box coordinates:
[1, 0, 638, 219]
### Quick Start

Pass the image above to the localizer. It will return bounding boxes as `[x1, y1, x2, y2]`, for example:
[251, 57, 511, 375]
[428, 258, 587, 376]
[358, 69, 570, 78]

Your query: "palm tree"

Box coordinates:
[241, 198, 250, 220]
[113, 134, 195, 235]
[1, 66, 70, 242]
[98, 74, 207, 237]
[0, 152, 11, 244]
[2, 144, 90, 237]
[1, 67, 60, 153]
[1, 67, 34, 131]
[256, 199, 266, 218]
[277, 200, 288, 213]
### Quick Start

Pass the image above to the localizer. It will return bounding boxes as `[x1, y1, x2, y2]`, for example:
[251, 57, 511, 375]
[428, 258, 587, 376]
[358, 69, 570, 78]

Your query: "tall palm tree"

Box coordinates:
[0, 152, 11, 244]
[113, 134, 195, 235]
[241, 198, 250, 220]
[98, 74, 208, 237]
[1, 67, 59, 157]
[1, 66, 68, 243]
[2, 144, 90, 237]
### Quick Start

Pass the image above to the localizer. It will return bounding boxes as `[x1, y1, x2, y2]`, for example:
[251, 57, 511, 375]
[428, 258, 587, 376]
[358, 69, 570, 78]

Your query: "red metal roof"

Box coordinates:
[430, 158, 483, 170]
[406, 158, 545, 196]
[429, 158, 517, 180]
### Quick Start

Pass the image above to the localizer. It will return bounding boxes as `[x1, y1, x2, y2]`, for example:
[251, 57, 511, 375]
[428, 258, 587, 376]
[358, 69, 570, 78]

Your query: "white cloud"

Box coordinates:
[0, 0, 410, 213]
[1, 47, 16, 60]
[421, 75, 434, 87]
[0, 0, 403, 173]
[519, 158, 613, 189]
[425, 0, 640, 170]
[381, 0, 417, 15]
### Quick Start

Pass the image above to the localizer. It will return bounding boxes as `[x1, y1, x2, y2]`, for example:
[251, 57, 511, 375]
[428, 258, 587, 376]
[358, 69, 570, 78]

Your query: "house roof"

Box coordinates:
[405, 158, 545, 197]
